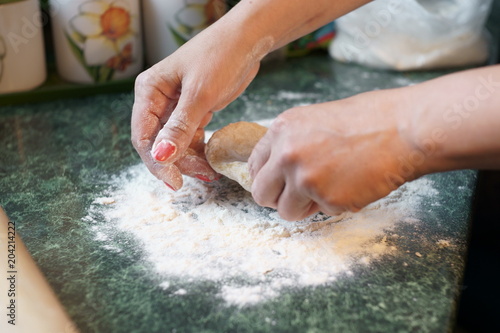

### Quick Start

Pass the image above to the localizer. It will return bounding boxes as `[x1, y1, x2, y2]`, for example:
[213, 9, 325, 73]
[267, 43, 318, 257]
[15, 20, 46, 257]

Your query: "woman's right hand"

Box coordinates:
[131, 19, 269, 190]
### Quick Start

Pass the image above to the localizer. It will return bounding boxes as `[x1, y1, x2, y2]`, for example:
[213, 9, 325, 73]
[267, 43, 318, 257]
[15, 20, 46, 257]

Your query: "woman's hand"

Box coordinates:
[249, 64, 500, 221]
[131, 20, 266, 190]
[248, 90, 415, 221]
[130, 0, 371, 190]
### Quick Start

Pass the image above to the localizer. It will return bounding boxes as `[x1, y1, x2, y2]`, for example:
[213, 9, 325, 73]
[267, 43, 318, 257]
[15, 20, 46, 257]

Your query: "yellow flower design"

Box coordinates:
[0, 36, 6, 81]
[171, 0, 225, 45]
[68, 0, 138, 71]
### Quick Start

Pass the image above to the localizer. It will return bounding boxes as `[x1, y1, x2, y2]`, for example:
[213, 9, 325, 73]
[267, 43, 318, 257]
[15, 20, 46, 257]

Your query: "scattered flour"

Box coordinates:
[87, 159, 437, 307]
[275, 91, 321, 100]
[93, 197, 116, 205]
[211, 160, 252, 192]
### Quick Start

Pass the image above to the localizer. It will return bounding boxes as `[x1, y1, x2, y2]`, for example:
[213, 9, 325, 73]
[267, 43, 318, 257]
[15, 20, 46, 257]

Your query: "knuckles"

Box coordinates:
[131, 136, 149, 154]
[166, 117, 191, 139]
[296, 169, 322, 194]
[278, 210, 301, 222]
[251, 185, 274, 208]
[270, 108, 302, 133]
[134, 70, 152, 91]
[319, 191, 367, 215]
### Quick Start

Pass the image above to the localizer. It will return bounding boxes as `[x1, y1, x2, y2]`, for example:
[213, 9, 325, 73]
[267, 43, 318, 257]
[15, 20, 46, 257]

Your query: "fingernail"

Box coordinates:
[152, 140, 176, 162]
[164, 182, 176, 191]
[195, 174, 213, 182]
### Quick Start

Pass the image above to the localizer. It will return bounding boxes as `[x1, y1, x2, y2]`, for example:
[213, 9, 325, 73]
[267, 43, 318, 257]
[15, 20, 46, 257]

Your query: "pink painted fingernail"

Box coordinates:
[195, 174, 212, 182]
[152, 140, 176, 162]
[164, 182, 176, 191]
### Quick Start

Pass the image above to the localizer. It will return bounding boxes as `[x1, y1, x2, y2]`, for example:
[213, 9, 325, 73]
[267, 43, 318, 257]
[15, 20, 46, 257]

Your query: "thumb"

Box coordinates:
[150, 91, 208, 164]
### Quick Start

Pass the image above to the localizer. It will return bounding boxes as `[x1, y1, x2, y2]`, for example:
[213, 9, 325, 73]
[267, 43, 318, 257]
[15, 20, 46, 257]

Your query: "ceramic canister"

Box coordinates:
[50, 0, 143, 83]
[142, 0, 227, 66]
[0, 0, 47, 94]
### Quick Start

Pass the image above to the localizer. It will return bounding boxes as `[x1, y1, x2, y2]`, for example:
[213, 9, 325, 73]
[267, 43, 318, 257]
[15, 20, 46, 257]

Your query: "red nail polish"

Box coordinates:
[152, 140, 176, 162]
[195, 174, 212, 182]
[164, 182, 176, 191]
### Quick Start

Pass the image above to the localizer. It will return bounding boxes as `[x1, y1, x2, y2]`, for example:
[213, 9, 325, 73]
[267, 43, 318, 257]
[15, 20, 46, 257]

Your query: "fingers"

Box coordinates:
[317, 204, 347, 218]
[149, 60, 254, 165]
[131, 71, 170, 153]
[249, 129, 278, 205]
[148, 160, 184, 190]
[275, 184, 318, 221]
[132, 128, 185, 190]
[175, 148, 220, 182]
[250, 131, 320, 221]
[132, 65, 217, 190]
[131, 69, 183, 189]
[250, 158, 284, 210]
[248, 125, 273, 179]
[252, 160, 343, 220]
[135, 69, 216, 189]
[252, 157, 344, 220]
[188, 127, 208, 152]
[249, 118, 347, 221]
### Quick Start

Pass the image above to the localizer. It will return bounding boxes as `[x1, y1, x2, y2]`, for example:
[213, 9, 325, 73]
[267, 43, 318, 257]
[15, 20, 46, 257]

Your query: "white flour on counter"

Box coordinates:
[86, 163, 437, 307]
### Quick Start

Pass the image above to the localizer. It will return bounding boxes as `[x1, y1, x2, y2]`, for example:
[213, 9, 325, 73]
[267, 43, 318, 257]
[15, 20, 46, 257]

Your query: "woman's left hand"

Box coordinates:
[248, 90, 415, 221]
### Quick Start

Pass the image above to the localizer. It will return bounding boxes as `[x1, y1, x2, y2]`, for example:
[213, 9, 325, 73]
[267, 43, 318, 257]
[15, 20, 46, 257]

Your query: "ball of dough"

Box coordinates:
[205, 122, 268, 191]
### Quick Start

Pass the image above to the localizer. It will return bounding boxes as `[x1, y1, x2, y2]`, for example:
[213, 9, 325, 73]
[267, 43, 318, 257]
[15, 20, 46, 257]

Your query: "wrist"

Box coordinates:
[376, 87, 433, 182]
[212, 2, 276, 63]
[397, 84, 458, 178]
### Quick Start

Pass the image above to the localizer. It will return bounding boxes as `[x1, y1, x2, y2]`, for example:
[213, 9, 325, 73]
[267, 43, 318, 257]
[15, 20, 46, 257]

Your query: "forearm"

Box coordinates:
[213, 0, 370, 58]
[399, 64, 500, 176]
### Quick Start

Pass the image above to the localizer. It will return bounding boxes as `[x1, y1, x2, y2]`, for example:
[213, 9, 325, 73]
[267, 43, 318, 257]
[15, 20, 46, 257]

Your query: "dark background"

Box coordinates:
[456, 171, 500, 333]
[455, 1, 500, 332]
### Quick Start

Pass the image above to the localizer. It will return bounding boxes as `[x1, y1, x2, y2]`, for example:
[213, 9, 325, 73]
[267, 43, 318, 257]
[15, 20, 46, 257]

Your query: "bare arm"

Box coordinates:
[226, 0, 370, 52]
[403, 64, 500, 176]
[131, 0, 371, 190]
[248, 64, 500, 220]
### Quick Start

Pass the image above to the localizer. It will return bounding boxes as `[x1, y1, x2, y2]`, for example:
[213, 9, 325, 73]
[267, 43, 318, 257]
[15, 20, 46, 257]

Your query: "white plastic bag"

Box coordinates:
[330, 0, 493, 70]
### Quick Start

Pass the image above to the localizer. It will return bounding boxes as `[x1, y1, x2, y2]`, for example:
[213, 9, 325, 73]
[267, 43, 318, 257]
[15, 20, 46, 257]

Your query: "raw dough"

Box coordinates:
[205, 122, 267, 191]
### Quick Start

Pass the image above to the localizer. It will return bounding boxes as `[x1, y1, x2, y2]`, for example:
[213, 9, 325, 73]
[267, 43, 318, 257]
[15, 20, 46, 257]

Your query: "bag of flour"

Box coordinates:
[329, 0, 493, 70]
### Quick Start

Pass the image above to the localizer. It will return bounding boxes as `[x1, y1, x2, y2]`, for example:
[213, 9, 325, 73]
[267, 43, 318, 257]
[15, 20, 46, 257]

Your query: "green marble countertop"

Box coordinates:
[0, 55, 477, 332]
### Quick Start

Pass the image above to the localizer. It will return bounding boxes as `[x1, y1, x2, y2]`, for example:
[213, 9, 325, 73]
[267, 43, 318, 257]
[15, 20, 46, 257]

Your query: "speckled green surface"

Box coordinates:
[0, 55, 477, 333]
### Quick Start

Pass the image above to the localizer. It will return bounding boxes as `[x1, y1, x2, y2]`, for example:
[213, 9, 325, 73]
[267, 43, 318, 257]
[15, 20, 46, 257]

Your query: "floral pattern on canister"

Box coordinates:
[0, 35, 6, 82]
[66, 0, 139, 82]
[169, 0, 225, 46]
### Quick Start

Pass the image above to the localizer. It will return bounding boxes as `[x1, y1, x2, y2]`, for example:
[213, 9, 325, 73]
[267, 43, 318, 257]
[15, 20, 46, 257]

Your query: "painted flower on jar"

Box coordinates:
[171, 0, 226, 45]
[0, 36, 6, 81]
[68, 0, 138, 71]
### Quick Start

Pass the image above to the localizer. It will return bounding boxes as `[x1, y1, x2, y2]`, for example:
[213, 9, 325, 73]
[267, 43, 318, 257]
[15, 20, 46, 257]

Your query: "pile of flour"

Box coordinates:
[86, 163, 437, 307]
